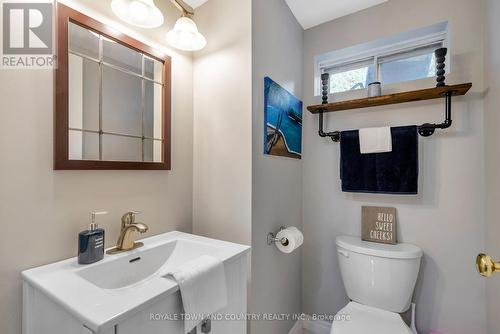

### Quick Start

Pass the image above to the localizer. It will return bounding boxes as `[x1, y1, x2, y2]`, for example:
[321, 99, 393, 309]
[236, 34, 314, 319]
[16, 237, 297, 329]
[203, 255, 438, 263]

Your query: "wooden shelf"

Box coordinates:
[307, 83, 472, 114]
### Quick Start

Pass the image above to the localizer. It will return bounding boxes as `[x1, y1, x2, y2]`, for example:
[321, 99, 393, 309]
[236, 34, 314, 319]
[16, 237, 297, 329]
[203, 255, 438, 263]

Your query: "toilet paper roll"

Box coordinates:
[275, 227, 303, 254]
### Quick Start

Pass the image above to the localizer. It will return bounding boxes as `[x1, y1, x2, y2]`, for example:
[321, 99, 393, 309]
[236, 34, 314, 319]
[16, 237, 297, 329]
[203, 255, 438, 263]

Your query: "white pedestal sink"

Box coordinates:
[22, 231, 250, 334]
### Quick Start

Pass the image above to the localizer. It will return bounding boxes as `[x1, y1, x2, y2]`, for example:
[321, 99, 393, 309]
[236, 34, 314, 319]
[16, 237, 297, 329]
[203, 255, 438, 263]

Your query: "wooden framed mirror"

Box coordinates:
[54, 3, 171, 170]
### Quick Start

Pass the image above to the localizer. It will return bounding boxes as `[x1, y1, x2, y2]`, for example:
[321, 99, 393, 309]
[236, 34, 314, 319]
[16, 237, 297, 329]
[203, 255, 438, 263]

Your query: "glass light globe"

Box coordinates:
[111, 0, 164, 28]
[166, 16, 207, 51]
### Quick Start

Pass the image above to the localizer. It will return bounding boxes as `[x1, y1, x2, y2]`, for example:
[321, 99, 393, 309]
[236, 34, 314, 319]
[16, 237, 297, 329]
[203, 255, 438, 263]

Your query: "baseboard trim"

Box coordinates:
[303, 317, 331, 334]
[288, 319, 303, 334]
[288, 315, 331, 334]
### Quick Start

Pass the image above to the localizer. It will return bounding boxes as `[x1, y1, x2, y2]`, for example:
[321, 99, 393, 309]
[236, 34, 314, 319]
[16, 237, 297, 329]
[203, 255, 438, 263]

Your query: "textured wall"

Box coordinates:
[0, 1, 194, 333]
[484, 1, 500, 333]
[251, 0, 304, 333]
[302, 0, 486, 333]
[192, 0, 252, 247]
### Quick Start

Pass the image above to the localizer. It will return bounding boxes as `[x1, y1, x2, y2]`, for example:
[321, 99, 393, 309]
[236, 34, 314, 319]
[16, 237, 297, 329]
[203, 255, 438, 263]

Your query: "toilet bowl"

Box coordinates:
[331, 236, 423, 334]
[330, 302, 412, 334]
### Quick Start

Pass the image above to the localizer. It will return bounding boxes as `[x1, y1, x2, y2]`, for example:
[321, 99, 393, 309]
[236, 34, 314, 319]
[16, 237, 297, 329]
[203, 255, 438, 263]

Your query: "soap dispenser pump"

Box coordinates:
[78, 211, 107, 265]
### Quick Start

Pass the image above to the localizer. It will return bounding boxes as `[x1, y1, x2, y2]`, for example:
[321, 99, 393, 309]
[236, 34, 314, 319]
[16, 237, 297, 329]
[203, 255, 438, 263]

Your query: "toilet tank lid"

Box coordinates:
[336, 236, 423, 259]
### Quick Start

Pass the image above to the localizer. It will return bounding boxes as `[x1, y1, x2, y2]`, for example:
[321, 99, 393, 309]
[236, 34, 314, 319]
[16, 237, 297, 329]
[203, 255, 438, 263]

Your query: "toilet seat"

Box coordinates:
[330, 302, 413, 334]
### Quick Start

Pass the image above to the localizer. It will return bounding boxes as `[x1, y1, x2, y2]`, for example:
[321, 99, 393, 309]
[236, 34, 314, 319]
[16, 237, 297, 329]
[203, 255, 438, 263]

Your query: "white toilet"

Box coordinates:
[331, 236, 423, 334]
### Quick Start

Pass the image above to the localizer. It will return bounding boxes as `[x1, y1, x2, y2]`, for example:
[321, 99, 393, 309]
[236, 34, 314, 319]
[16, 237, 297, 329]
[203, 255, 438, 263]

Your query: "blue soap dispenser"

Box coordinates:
[78, 211, 107, 265]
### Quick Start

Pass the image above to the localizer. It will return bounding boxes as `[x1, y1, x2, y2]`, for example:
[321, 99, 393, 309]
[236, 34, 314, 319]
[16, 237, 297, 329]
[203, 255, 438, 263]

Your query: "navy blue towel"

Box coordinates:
[340, 126, 419, 194]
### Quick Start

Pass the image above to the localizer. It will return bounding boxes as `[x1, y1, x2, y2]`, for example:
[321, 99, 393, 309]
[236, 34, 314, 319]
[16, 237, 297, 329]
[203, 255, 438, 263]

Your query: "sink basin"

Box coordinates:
[22, 231, 250, 333]
[77, 240, 219, 289]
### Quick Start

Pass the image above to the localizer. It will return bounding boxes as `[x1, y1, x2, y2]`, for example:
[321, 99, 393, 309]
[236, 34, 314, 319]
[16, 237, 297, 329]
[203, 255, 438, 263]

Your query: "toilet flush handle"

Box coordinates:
[338, 249, 350, 258]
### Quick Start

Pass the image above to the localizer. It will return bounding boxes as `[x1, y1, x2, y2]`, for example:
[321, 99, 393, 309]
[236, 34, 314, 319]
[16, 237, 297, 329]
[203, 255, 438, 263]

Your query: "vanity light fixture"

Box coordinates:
[166, 0, 207, 51]
[111, 0, 164, 28]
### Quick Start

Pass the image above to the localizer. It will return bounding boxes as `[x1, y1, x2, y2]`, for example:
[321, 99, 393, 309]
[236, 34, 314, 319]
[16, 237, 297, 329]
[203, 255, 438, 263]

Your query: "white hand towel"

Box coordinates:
[359, 127, 392, 154]
[168, 255, 228, 334]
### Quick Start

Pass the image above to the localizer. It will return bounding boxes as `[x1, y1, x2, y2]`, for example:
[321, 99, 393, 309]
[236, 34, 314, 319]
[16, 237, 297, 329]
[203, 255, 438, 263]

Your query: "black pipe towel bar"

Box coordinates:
[316, 72, 467, 142]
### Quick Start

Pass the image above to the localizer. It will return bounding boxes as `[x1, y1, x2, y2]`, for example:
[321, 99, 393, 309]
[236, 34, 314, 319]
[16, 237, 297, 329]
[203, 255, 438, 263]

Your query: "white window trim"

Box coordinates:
[325, 57, 375, 74]
[314, 22, 450, 96]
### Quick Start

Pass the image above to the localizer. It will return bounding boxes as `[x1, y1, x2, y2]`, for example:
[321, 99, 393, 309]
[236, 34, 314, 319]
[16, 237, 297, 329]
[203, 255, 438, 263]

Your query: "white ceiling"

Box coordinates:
[183, 0, 210, 9]
[285, 0, 388, 30]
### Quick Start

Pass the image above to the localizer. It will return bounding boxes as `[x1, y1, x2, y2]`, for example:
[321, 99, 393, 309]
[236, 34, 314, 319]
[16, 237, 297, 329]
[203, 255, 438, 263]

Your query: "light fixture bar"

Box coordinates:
[170, 0, 194, 16]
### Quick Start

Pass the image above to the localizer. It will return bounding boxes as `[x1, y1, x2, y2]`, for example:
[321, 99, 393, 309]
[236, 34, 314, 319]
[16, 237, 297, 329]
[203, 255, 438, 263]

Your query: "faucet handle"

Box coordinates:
[121, 211, 141, 225]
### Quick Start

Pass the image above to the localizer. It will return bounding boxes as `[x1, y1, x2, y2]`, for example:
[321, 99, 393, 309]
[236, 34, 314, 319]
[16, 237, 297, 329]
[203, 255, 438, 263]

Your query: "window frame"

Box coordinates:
[55, 3, 172, 170]
[315, 23, 449, 96]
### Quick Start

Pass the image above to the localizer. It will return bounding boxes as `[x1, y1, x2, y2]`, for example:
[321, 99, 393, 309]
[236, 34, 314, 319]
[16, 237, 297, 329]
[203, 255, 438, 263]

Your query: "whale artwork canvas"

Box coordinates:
[264, 77, 303, 159]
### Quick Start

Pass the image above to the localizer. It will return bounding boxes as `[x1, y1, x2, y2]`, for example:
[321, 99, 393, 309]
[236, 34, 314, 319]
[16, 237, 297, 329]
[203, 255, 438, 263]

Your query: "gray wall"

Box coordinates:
[192, 0, 253, 247]
[301, 0, 487, 333]
[250, 0, 304, 333]
[484, 1, 500, 333]
[0, 1, 194, 334]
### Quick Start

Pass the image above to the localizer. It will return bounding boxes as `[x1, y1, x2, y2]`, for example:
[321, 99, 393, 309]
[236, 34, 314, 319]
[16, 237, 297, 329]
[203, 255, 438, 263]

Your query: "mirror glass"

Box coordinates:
[102, 66, 143, 137]
[69, 22, 99, 59]
[103, 37, 142, 74]
[144, 55, 163, 82]
[69, 130, 99, 161]
[67, 22, 164, 163]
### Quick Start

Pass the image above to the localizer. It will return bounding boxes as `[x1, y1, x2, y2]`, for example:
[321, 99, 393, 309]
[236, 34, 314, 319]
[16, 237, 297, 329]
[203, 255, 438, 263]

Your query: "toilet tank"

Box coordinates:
[336, 236, 423, 313]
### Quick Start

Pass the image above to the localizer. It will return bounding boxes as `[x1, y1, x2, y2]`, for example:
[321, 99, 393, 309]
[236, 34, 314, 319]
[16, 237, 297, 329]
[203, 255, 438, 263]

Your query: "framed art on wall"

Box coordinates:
[264, 77, 302, 159]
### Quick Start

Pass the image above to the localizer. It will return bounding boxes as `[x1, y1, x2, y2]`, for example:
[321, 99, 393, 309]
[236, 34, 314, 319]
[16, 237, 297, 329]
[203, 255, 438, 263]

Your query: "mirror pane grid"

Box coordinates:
[102, 134, 142, 162]
[101, 65, 143, 138]
[144, 81, 164, 140]
[69, 130, 99, 161]
[144, 56, 163, 84]
[102, 37, 142, 75]
[68, 22, 99, 60]
[68, 54, 100, 131]
[143, 139, 163, 163]
[141, 57, 145, 162]
[66, 20, 166, 165]
[97, 34, 104, 161]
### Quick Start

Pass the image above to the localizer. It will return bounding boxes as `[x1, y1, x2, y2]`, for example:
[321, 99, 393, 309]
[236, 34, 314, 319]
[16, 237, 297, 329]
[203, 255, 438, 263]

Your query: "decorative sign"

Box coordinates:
[362, 206, 397, 244]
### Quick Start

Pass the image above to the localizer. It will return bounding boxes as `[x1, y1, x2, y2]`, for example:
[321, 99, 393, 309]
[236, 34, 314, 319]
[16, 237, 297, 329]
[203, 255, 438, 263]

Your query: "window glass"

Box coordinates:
[327, 60, 376, 94]
[379, 44, 439, 85]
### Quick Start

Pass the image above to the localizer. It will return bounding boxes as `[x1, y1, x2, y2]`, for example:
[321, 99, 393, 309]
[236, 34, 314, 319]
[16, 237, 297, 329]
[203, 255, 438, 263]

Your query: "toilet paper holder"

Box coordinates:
[267, 226, 289, 246]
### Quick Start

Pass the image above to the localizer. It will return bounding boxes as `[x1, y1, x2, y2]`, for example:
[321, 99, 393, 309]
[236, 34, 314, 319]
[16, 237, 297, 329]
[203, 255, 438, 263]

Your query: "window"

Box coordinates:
[316, 22, 448, 95]
[328, 58, 375, 94]
[378, 43, 441, 85]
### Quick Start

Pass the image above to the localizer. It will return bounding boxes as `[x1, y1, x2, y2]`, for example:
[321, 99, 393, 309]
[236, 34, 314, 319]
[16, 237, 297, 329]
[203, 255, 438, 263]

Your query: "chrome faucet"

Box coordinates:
[107, 211, 148, 254]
